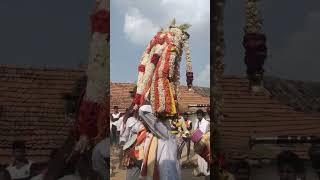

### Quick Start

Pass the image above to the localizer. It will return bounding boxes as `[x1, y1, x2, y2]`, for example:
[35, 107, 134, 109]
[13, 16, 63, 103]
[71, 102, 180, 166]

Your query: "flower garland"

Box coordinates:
[86, 0, 109, 104]
[135, 34, 166, 105]
[243, 0, 267, 89]
[77, 0, 109, 142]
[244, 0, 262, 34]
[183, 37, 193, 89]
[134, 21, 193, 118]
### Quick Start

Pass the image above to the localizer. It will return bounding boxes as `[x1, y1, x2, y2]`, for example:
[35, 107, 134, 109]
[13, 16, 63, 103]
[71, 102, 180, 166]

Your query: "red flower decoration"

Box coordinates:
[147, 32, 162, 53]
[91, 10, 110, 34]
[134, 94, 142, 105]
[77, 98, 107, 139]
[163, 79, 172, 113]
[138, 65, 145, 72]
[151, 54, 160, 64]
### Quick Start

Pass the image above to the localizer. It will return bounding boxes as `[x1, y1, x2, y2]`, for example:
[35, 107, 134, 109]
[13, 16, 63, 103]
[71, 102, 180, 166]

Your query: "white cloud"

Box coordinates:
[124, 8, 159, 45]
[117, 0, 210, 45]
[194, 64, 210, 87]
[112, 0, 210, 85]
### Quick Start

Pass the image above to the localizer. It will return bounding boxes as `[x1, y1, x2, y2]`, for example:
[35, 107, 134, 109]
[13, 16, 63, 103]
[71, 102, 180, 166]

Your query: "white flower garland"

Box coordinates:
[136, 50, 149, 93]
[244, 0, 262, 34]
[86, 0, 109, 104]
[183, 38, 192, 73]
[136, 33, 166, 98]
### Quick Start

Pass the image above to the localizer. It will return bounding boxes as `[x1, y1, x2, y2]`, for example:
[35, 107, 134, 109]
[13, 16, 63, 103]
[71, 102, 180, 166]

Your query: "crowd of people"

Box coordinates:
[110, 105, 211, 180]
[0, 141, 101, 180]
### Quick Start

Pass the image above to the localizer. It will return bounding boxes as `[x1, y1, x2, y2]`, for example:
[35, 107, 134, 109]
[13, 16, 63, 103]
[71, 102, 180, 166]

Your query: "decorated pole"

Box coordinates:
[77, 0, 110, 142]
[243, 0, 267, 92]
[45, 1, 109, 179]
[212, 0, 228, 179]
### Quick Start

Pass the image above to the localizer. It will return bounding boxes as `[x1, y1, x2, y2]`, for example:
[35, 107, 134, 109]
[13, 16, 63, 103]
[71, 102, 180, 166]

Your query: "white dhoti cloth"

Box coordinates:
[194, 118, 210, 176]
[157, 134, 181, 180]
[197, 155, 210, 176]
[140, 105, 181, 180]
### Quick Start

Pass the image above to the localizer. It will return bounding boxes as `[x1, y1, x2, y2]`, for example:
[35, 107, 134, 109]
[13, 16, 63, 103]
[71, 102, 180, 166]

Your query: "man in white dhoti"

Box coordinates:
[120, 110, 145, 180]
[193, 109, 210, 177]
[6, 141, 35, 180]
[139, 105, 181, 180]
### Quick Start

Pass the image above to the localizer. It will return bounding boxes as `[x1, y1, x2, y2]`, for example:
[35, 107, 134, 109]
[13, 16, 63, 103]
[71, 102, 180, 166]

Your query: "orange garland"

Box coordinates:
[163, 43, 173, 113]
[153, 57, 161, 111]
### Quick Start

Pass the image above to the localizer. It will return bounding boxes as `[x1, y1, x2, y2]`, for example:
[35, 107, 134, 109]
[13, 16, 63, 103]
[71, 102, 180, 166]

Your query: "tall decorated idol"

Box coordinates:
[133, 19, 193, 118]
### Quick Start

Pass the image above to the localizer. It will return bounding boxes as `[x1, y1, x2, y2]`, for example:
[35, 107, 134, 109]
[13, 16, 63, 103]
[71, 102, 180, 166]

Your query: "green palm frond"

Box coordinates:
[178, 23, 192, 31]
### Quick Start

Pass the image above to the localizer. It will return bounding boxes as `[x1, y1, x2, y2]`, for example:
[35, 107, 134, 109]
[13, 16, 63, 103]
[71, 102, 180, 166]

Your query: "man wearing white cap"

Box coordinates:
[139, 104, 181, 180]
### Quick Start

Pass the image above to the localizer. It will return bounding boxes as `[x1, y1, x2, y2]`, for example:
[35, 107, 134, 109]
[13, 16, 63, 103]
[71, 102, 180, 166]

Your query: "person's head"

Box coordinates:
[113, 106, 119, 113]
[12, 141, 26, 161]
[277, 150, 305, 180]
[0, 168, 11, 180]
[196, 109, 205, 121]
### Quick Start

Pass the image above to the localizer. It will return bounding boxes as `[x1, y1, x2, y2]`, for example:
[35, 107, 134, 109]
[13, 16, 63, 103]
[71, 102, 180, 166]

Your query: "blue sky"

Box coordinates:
[110, 0, 210, 87]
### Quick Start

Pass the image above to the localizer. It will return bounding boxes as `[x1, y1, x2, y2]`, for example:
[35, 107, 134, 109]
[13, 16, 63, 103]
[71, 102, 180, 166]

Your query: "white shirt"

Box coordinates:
[111, 112, 121, 127]
[139, 105, 152, 114]
[116, 116, 123, 131]
[120, 117, 139, 143]
[6, 161, 33, 180]
[119, 116, 126, 135]
[194, 118, 209, 134]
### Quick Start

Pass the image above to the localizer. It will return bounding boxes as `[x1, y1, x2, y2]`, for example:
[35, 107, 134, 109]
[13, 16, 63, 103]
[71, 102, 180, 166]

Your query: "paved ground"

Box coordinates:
[110, 143, 209, 180]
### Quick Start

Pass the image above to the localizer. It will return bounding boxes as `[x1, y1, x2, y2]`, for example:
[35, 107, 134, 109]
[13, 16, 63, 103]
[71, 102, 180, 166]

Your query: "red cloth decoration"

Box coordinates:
[91, 10, 110, 34]
[138, 65, 145, 72]
[200, 145, 211, 164]
[151, 54, 160, 64]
